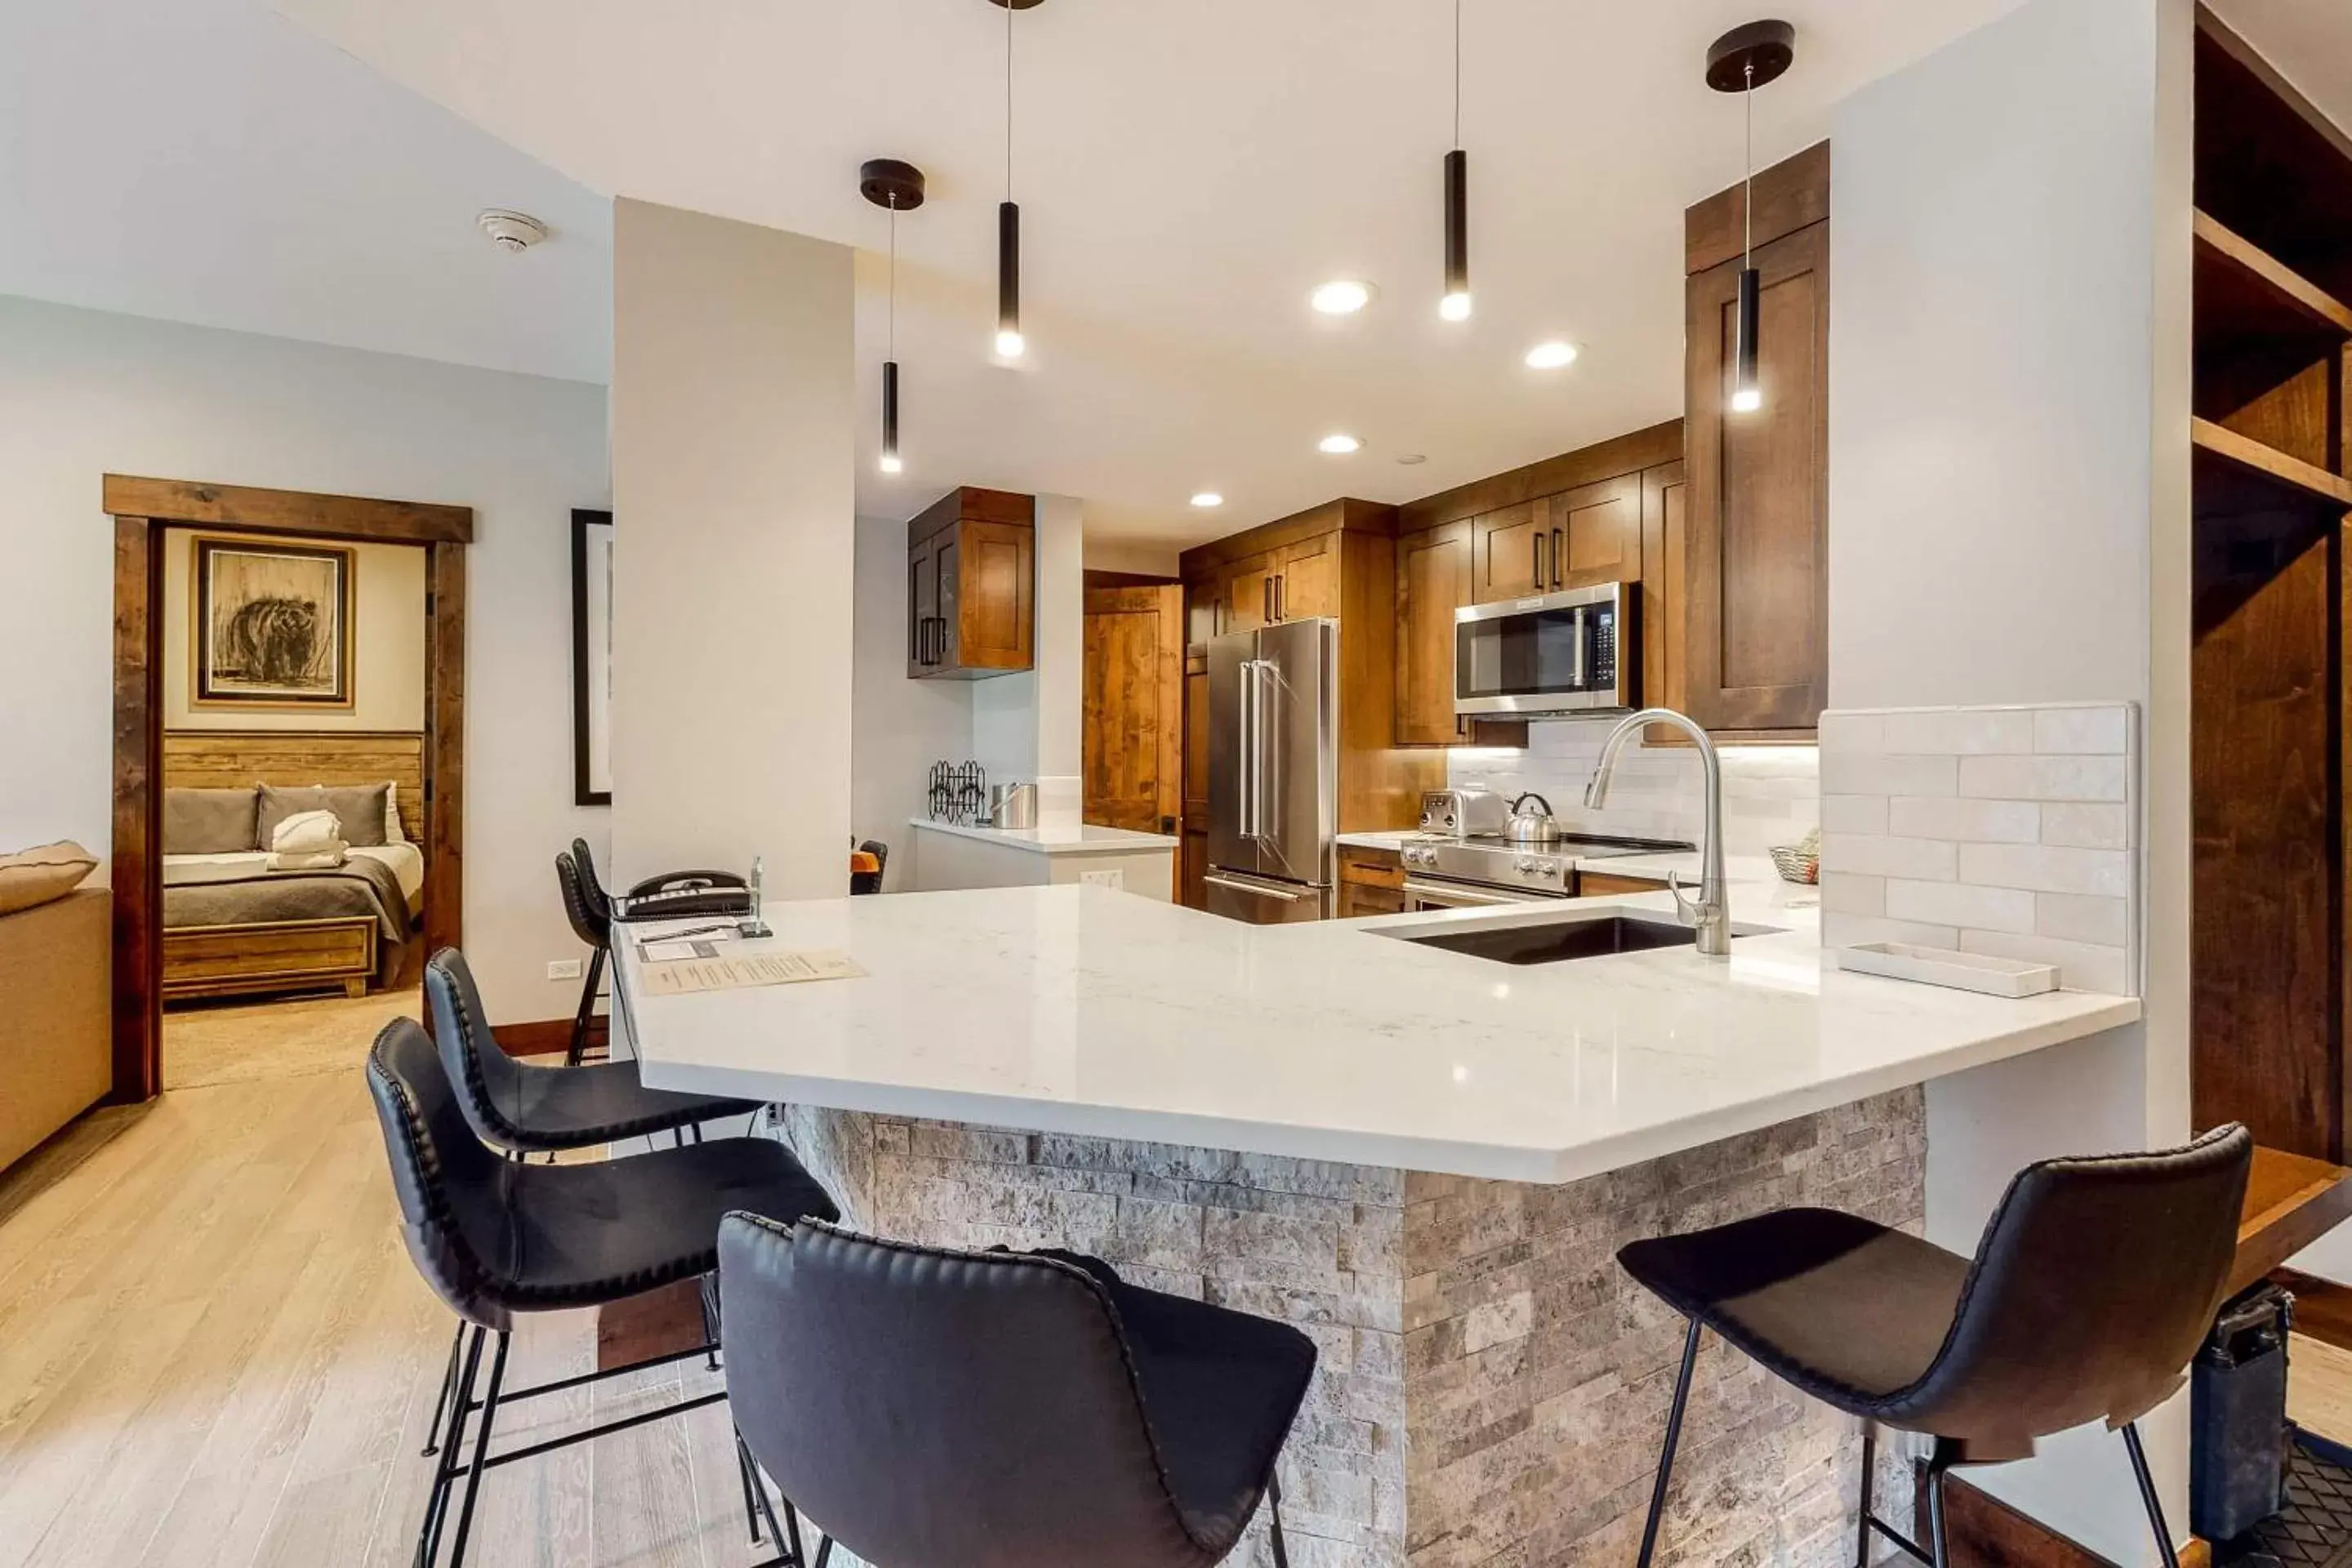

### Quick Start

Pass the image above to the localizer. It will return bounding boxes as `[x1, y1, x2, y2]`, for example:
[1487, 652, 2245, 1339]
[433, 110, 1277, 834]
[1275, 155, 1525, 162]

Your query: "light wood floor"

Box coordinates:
[0, 995, 786, 1568]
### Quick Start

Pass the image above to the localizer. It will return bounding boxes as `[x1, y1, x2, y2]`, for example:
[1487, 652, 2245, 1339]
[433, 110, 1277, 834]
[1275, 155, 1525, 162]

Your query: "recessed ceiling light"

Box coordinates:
[1309, 279, 1376, 315]
[1524, 340, 1579, 369]
[1318, 434, 1363, 456]
[1396, 453, 1428, 466]
[1190, 492, 1224, 509]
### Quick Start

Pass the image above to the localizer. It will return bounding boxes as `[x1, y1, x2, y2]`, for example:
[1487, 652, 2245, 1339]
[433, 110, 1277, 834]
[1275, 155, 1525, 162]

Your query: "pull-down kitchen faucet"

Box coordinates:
[1585, 707, 1731, 957]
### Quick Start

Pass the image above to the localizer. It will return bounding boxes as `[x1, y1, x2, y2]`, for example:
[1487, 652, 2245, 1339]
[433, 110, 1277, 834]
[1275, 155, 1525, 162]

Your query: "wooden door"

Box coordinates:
[1396, 523, 1472, 746]
[1685, 219, 1829, 731]
[956, 519, 1033, 670]
[1276, 532, 1343, 621]
[1472, 501, 1545, 600]
[1224, 550, 1276, 632]
[1083, 585, 1184, 838]
[1554, 474, 1642, 588]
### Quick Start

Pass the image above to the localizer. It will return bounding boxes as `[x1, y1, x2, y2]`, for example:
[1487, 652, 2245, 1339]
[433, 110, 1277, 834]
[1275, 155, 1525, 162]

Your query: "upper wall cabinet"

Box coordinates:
[1682, 142, 1830, 733]
[907, 486, 1035, 679]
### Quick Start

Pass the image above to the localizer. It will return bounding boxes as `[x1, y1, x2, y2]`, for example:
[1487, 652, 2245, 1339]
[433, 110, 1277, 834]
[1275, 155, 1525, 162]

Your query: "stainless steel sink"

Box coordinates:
[1382, 911, 1780, 965]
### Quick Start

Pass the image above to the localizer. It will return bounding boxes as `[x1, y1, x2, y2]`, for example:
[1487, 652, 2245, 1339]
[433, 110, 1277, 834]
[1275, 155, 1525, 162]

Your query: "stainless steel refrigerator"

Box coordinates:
[1205, 617, 1339, 924]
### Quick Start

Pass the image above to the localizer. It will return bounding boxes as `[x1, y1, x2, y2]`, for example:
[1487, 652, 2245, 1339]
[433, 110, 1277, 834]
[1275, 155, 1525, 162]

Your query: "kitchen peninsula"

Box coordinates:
[616, 882, 2136, 1568]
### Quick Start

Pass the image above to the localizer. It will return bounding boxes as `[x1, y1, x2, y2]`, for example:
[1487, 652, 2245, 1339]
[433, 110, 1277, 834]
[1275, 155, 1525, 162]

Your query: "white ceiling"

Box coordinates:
[2213, 0, 2352, 140]
[0, 0, 611, 384]
[271, 0, 2061, 551]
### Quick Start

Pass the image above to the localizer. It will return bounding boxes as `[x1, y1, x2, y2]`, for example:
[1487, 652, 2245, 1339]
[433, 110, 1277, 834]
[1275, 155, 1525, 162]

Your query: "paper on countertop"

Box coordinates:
[640, 949, 868, 996]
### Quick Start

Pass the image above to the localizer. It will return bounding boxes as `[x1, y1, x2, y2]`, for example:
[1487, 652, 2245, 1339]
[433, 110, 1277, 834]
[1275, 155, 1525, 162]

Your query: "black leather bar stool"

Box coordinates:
[368, 1018, 838, 1567]
[554, 847, 611, 1065]
[1619, 1124, 2253, 1568]
[718, 1215, 1318, 1568]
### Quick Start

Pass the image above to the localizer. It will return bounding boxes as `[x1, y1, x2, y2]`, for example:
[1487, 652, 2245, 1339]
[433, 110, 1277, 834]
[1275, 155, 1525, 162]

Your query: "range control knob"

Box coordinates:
[1537, 861, 1561, 878]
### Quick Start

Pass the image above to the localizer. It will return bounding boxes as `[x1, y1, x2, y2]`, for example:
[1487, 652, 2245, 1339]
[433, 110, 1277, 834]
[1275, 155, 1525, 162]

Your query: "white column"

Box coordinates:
[973, 492, 1085, 826]
[608, 198, 855, 900]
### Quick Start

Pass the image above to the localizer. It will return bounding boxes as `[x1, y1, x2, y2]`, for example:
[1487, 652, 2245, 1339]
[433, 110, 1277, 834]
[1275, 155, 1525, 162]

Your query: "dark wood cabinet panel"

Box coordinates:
[906, 488, 1034, 679]
[1554, 474, 1642, 588]
[1472, 501, 1545, 600]
[1395, 522, 1472, 746]
[1277, 532, 1342, 621]
[1684, 219, 1829, 731]
[1223, 550, 1276, 633]
[1640, 462, 1689, 736]
[1180, 827, 1208, 911]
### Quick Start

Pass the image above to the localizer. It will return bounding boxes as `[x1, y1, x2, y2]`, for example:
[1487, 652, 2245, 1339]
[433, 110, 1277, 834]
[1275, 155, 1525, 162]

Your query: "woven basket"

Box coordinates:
[1770, 844, 1820, 884]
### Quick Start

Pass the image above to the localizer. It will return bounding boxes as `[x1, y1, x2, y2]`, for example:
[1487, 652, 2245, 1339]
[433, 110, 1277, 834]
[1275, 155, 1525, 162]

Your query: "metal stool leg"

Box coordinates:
[2122, 1423, 2183, 1568]
[443, 1330, 511, 1567]
[1855, 1421, 1876, 1568]
[1268, 1472, 1291, 1568]
[421, 1322, 463, 1457]
[416, 1325, 485, 1568]
[1923, 1438, 1959, 1568]
[1636, 1318, 1704, 1568]
[567, 947, 605, 1067]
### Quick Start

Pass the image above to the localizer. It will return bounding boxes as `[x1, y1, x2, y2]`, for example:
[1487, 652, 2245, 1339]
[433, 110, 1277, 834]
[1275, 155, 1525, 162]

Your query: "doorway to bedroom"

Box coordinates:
[106, 476, 470, 1101]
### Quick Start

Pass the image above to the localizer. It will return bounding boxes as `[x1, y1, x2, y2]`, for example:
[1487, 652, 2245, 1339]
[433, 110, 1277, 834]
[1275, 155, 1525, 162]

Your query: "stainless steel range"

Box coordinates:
[1396, 831, 1695, 911]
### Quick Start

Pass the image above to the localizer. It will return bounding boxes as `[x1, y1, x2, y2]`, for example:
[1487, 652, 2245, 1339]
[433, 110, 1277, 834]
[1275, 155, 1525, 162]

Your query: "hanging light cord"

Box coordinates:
[1452, 0, 1462, 147]
[1006, 0, 1015, 201]
[1743, 60, 1755, 266]
[888, 198, 898, 359]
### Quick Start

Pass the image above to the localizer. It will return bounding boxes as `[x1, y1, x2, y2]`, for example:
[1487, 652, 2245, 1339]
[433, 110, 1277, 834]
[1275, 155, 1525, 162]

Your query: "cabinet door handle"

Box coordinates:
[1275, 574, 1285, 621]
[1552, 527, 1565, 588]
[1532, 533, 1544, 590]
[1263, 577, 1272, 624]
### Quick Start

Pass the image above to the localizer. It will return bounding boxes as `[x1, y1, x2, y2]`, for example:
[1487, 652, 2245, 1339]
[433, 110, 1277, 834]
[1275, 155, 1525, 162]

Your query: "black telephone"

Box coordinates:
[617, 870, 752, 923]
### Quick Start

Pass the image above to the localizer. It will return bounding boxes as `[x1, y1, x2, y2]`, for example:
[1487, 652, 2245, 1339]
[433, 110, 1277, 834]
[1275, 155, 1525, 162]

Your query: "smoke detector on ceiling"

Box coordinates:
[476, 209, 550, 252]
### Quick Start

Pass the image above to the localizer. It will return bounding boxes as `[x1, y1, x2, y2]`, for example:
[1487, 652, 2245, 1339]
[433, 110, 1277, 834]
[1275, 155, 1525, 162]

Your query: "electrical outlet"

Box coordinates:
[1078, 868, 1125, 890]
[546, 958, 583, 981]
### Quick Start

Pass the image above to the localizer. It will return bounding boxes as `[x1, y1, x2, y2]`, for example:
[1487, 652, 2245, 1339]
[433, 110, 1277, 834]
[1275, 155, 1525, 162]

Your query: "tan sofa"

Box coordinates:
[0, 888, 112, 1174]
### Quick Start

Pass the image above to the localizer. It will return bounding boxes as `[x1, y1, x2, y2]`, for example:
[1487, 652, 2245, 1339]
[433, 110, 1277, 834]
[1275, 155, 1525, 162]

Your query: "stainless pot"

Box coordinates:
[1505, 792, 1562, 845]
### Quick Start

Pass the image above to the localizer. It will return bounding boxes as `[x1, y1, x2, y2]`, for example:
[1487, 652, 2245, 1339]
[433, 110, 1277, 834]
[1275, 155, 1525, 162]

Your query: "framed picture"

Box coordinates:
[572, 509, 615, 805]
[191, 535, 356, 708]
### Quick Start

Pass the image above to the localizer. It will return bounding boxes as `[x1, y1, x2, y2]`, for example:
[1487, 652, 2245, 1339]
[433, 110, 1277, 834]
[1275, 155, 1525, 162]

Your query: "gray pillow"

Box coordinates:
[257, 783, 390, 849]
[163, 786, 259, 854]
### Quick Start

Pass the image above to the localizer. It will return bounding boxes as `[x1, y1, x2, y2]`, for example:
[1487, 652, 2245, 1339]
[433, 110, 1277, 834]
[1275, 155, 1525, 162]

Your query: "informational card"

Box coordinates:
[639, 948, 867, 996]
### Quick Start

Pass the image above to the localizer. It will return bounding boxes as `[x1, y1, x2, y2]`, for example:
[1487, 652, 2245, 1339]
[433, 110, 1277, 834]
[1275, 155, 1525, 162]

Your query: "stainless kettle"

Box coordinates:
[1505, 792, 1562, 845]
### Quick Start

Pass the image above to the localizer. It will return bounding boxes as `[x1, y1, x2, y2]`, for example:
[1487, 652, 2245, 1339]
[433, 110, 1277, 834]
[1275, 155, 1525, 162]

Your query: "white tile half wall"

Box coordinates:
[1817, 704, 2140, 995]
[1446, 721, 1820, 856]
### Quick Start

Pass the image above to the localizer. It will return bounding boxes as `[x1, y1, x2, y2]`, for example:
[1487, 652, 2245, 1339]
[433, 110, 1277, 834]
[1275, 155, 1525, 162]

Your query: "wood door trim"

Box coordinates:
[107, 476, 473, 1102]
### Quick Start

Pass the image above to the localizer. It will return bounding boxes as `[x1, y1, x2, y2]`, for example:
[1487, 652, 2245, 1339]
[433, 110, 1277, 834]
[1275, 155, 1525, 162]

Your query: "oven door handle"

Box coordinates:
[1403, 878, 1559, 908]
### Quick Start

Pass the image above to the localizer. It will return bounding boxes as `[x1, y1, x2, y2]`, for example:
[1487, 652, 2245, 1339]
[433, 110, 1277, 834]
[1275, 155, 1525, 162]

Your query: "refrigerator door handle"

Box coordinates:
[1236, 659, 1256, 840]
[1254, 657, 1276, 846]
[1205, 872, 1312, 902]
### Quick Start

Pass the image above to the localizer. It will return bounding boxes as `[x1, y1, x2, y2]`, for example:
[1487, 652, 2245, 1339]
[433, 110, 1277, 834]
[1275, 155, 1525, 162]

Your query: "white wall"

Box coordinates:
[161, 532, 426, 732]
[0, 292, 612, 1025]
[851, 513, 973, 891]
[1829, 0, 2193, 1557]
[608, 199, 854, 900]
[973, 493, 1085, 825]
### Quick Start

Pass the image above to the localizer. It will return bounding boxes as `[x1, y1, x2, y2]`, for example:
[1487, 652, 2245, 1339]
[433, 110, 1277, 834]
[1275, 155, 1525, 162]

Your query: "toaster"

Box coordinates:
[1419, 786, 1509, 839]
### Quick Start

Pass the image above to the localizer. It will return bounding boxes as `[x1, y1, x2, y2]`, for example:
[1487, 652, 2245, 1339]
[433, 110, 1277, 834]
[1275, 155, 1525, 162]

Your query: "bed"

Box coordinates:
[159, 732, 427, 1002]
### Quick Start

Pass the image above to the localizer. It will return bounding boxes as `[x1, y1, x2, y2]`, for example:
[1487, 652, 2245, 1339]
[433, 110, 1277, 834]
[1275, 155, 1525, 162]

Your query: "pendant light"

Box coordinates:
[1705, 21, 1794, 414]
[1439, 0, 1470, 322]
[860, 158, 926, 474]
[988, 0, 1045, 359]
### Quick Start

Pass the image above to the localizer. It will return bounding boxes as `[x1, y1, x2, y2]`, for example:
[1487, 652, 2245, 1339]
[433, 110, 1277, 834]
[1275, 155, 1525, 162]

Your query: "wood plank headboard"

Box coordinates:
[162, 731, 425, 848]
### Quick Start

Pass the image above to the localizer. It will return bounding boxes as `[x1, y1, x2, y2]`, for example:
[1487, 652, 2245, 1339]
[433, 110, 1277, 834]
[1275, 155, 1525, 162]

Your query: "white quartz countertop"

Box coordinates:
[1334, 831, 1784, 889]
[907, 816, 1178, 854]
[617, 877, 2138, 1185]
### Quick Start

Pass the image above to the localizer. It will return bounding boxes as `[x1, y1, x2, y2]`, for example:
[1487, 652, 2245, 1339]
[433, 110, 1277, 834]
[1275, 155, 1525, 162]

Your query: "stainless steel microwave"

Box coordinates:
[1454, 581, 1635, 716]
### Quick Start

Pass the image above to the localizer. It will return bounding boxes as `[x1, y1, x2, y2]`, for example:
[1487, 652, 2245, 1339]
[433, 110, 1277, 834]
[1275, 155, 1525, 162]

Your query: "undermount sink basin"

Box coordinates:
[1383, 912, 1781, 966]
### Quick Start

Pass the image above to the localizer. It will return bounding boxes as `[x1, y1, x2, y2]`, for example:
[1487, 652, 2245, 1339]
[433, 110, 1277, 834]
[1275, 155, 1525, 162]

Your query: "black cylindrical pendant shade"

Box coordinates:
[1732, 265, 1762, 410]
[996, 202, 1025, 357]
[1442, 148, 1469, 318]
[881, 359, 901, 470]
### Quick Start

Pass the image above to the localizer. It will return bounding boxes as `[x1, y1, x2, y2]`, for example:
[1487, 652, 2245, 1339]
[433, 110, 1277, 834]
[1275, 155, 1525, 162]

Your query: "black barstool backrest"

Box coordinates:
[719, 1215, 1218, 1568]
[365, 1016, 512, 1328]
[423, 947, 536, 1153]
[555, 850, 608, 949]
[569, 837, 613, 926]
[1886, 1122, 2252, 1445]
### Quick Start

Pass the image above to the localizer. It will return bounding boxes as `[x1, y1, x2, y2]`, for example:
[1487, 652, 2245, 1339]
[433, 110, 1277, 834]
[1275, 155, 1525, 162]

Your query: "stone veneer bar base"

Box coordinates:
[773, 1089, 1926, 1568]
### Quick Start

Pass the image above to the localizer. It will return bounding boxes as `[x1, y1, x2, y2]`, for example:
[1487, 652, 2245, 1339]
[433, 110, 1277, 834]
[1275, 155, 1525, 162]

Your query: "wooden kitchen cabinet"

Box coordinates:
[1682, 145, 1829, 733]
[1394, 522, 1472, 746]
[1472, 501, 1546, 600]
[1223, 550, 1276, 633]
[1276, 532, 1343, 620]
[1338, 845, 1406, 919]
[1553, 474, 1642, 588]
[906, 487, 1035, 679]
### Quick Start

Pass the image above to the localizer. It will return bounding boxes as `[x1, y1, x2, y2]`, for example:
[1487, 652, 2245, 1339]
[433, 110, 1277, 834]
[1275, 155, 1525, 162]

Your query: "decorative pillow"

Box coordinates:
[258, 783, 389, 849]
[164, 786, 260, 854]
[383, 781, 408, 844]
[0, 840, 98, 917]
[270, 808, 345, 856]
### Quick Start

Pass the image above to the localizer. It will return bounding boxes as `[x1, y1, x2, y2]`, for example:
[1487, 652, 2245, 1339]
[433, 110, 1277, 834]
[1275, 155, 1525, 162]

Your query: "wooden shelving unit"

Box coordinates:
[2190, 8, 2352, 1165]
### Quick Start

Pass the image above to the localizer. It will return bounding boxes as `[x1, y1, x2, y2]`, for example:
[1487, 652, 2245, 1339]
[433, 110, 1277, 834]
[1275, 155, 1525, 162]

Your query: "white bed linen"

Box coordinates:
[163, 840, 425, 905]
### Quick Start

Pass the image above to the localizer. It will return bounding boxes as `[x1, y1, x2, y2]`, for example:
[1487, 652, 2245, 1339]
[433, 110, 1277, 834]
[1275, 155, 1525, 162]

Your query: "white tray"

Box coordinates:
[1834, 942, 2060, 998]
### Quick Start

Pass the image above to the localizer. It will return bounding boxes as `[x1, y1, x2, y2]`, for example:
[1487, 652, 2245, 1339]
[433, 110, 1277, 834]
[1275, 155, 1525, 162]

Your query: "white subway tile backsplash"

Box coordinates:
[1820, 752, 1959, 799]
[1447, 723, 1818, 858]
[1820, 833, 1958, 881]
[1958, 842, 2131, 898]
[1958, 754, 2129, 802]
[1887, 796, 2039, 844]
[2038, 802, 2131, 850]
[1881, 708, 2035, 756]
[2034, 706, 2131, 755]
[1818, 702, 2138, 997]
[1884, 879, 2037, 935]
[1821, 795, 1889, 835]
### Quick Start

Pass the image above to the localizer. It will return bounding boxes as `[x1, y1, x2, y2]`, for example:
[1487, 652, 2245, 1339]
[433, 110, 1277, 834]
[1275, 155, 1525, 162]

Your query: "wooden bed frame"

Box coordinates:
[158, 730, 425, 1004]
